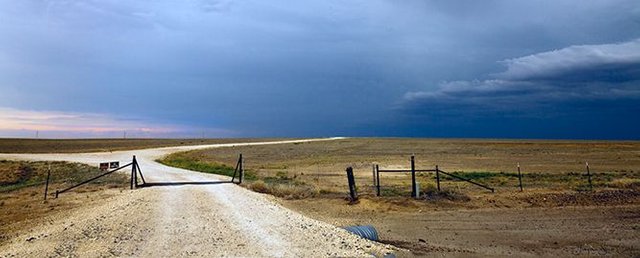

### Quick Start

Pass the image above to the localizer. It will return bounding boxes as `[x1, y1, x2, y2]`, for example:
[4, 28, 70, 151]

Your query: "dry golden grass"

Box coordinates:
[156, 138, 640, 256]
[247, 180, 319, 199]
[165, 138, 640, 198]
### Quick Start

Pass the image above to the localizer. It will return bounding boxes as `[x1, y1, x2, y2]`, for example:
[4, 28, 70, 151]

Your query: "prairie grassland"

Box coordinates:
[159, 138, 640, 200]
[158, 138, 640, 255]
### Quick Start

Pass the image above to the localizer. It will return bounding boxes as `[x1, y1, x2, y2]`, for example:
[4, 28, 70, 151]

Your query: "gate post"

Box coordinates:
[133, 155, 138, 187]
[130, 156, 136, 189]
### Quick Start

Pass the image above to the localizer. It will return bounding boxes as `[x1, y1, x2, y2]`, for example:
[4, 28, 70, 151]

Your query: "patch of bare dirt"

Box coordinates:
[0, 185, 128, 244]
[381, 239, 473, 256]
[278, 195, 640, 257]
[520, 189, 640, 207]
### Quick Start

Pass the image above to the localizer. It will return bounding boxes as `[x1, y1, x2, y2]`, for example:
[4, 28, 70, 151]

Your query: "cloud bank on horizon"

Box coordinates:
[0, 107, 233, 138]
[405, 39, 640, 106]
[0, 0, 638, 139]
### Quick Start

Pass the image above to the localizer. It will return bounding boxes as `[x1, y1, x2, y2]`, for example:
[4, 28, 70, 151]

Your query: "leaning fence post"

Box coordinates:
[517, 163, 523, 192]
[586, 162, 593, 190]
[346, 167, 358, 203]
[375, 164, 381, 196]
[436, 165, 441, 191]
[239, 154, 244, 184]
[411, 155, 416, 198]
[133, 156, 138, 187]
[43, 166, 51, 201]
[136, 160, 146, 185]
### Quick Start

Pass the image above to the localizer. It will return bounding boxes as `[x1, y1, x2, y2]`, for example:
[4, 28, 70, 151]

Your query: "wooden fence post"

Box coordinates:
[239, 154, 244, 184]
[517, 163, 523, 192]
[375, 164, 380, 196]
[372, 164, 376, 186]
[43, 166, 51, 201]
[411, 155, 416, 198]
[346, 167, 358, 202]
[586, 162, 593, 190]
[436, 165, 440, 191]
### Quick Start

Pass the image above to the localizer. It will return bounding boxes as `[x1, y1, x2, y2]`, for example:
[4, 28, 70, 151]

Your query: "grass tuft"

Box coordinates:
[420, 183, 471, 202]
[157, 152, 255, 179]
[247, 180, 319, 199]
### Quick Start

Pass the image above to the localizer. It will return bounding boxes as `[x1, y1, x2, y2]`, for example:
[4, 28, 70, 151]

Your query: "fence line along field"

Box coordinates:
[159, 137, 640, 256]
[160, 138, 640, 198]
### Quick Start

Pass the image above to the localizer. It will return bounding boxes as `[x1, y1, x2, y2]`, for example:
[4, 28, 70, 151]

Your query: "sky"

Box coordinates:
[0, 0, 639, 139]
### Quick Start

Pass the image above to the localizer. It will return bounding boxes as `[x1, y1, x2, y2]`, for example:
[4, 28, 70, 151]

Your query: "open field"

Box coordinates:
[161, 138, 640, 197]
[0, 138, 284, 153]
[159, 137, 640, 256]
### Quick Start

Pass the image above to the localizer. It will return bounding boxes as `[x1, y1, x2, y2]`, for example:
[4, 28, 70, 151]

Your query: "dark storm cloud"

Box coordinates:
[0, 0, 639, 138]
[404, 39, 640, 108]
[498, 39, 640, 82]
[400, 39, 640, 139]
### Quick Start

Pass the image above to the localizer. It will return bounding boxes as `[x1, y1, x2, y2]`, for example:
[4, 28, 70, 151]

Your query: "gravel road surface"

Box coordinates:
[0, 138, 395, 257]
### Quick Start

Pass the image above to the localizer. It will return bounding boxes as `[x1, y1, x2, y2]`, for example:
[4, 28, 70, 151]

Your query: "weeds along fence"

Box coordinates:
[372, 156, 494, 198]
[368, 156, 602, 198]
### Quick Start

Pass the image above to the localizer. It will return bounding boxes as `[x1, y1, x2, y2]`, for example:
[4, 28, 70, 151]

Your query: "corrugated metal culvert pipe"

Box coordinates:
[343, 225, 379, 241]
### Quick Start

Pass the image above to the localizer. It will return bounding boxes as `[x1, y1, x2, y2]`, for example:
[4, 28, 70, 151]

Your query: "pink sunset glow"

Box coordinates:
[0, 108, 230, 138]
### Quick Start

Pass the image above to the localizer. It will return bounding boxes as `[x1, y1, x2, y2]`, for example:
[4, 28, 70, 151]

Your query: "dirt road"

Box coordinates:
[0, 138, 395, 257]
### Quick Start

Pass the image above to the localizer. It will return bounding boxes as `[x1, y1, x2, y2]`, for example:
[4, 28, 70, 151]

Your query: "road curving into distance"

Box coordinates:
[0, 137, 396, 257]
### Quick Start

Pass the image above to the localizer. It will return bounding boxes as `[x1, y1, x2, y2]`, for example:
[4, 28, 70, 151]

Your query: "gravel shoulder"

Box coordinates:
[0, 138, 398, 257]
